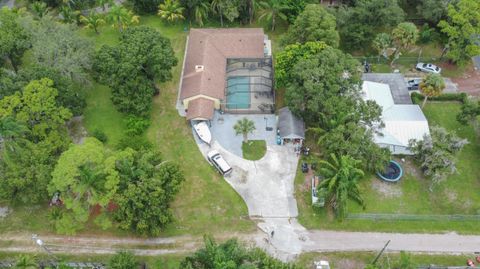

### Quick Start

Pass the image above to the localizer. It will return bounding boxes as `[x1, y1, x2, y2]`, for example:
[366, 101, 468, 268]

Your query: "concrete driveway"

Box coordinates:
[197, 140, 299, 218]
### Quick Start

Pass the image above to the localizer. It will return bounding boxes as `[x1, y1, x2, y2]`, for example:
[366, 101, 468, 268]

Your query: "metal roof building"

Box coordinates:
[278, 107, 305, 143]
[362, 81, 430, 155]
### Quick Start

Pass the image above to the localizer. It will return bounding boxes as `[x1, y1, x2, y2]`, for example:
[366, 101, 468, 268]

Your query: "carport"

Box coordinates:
[277, 107, 305, 145]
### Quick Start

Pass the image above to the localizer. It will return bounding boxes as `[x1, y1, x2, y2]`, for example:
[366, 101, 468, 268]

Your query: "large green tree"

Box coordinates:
[335, 0, 405, 51]
[0, 8, 31, 73]
[281, 4, 339, 48]
[114, 149, 184, 236]
[409, 126, 468, 190]
[27, 17, 94, 83]
[180, 0, 210, 26]
[211, 0, 240, 26]
[318, 154, 365, 220]
[94, 26, 177, 117]
[180, 236, 298, 269]
[106, 4, 140, 32]
[391, 22, 419, 64]
[0, 79, 72, 203]
[417, 0, 449, 24]
[48, 138, 122, 234]
[438, 0, 480, 64]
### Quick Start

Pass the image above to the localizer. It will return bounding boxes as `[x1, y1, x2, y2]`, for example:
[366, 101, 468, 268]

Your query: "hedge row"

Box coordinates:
[411, 92, 467, 104]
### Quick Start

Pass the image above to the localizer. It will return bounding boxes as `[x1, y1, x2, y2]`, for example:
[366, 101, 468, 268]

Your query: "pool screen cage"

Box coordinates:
[222, 57, 275, 114]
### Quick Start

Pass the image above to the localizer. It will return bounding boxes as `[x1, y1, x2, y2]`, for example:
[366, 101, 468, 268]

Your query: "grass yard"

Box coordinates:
[0, 16, 254, 237]
[0, 252, 185, 269]
[242, 140, 267, 160]
[296, 102, 480, 234]
[297, 251, 475, 269]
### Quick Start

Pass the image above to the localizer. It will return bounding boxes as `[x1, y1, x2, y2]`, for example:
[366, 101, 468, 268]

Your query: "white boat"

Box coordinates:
[193, 121, 212, 145]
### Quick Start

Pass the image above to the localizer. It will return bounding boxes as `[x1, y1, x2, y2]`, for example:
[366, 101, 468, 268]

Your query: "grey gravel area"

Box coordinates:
[0, 0, 15, 8]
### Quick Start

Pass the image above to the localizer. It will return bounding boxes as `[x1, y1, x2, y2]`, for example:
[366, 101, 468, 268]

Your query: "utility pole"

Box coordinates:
[371, 240, 391, 265]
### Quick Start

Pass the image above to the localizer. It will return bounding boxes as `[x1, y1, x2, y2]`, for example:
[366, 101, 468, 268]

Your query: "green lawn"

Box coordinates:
[297, 251, 475, 269]
[0, 17, 254, 237]
[84, 17, 254, 236]
[242, 140, 267, 160]
[296, 102, 480, 234]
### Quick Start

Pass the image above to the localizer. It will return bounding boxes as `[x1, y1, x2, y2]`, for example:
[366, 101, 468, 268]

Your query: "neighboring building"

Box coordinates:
[278, 107, 305, 145]
[362, 80, 430, 155]
[179, 28, 274, 121]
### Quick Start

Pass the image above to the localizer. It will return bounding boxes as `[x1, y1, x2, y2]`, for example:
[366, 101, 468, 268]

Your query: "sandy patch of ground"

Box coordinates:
[371, 179, 402, 198]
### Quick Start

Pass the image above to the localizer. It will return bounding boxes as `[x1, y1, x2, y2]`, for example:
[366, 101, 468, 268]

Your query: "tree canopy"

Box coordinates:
[409, 126, 468, 190]
[114, 148, 184, 236]
[0, 79, 72, 203]
[180, 236, 299, 269]
[94, 26, 177, 117]
[0, 8, 30, 73]
[438, 0, 480, 64]
[281, 4, 339, 48]
[335, 0, 405, 51]
[27, 17, 94, 83]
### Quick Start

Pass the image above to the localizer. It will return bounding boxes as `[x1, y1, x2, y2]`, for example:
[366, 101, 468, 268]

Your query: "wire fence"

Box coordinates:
[352, 56, 444, 65]
[347, 213, 480, 221]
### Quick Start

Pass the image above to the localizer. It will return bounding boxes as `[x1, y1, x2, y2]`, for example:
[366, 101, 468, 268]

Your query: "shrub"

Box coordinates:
[116, 136, 153, 151]
[411, 92, 467, 104]
[91, 129, 108, 143]
[125, 116, 150, 136]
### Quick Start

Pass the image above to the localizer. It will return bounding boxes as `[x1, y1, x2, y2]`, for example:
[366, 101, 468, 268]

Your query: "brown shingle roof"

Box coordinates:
[186, 98, 215, 120]
[180, 28, 265, 101]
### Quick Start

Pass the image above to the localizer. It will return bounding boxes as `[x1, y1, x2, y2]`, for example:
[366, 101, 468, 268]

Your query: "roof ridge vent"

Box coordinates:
[195, 65, 205, 72]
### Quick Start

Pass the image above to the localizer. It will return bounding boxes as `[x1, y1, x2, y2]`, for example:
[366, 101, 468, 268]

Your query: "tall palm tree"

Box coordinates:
[233, 118, 256, 143]
[30, 1, 50, 19]
[74, 163, 104, 204]
[419, 73, 445, 108]
[59, 5, 80, 24]
[14, 254, 37, 269]
[81, 11, 106, 34]
[106, 5, 140, 32]
[318, 154, 365, 220]
[246, 0, 259, 25]
[193, 1, 209, 26]
[0, 117, 27, 155]
[258, 0, 287, 31]
[158, 0, 185, 23]
[210, 0, 224, 27]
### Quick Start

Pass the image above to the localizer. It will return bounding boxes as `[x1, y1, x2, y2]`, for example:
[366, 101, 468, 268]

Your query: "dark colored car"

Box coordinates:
[407, 78, 422, 91]
[301, 162, 309, 173]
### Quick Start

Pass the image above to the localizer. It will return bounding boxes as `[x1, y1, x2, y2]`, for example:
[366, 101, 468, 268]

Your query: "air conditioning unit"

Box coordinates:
[195, 65, 204, 72]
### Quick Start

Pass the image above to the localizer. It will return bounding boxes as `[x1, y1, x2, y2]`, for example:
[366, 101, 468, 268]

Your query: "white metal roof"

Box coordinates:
[362, 81, 430, 148]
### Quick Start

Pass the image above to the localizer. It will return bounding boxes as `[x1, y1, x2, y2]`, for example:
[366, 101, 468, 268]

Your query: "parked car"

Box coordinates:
[207, 150, 233, 176]
[301, 162, 309, 173]
[407, 78, 422, 91]
[415, 62, 441, 74]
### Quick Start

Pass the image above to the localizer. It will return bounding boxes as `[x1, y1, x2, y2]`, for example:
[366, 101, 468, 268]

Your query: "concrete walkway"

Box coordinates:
[0, 0, 14, 8]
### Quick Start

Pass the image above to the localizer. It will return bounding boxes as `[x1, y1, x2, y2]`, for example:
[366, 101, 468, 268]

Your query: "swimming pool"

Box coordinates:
[226, 76, 250, 109]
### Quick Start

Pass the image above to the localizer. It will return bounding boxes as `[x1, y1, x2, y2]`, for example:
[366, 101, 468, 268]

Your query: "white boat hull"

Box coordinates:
[193, 121, 212, 145]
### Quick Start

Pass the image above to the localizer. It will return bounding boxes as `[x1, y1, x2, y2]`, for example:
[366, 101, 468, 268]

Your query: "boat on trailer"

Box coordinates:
[193, 121, 212, 145]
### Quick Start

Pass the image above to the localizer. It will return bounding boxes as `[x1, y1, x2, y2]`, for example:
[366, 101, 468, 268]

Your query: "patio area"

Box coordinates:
[208, 112, 277, 157]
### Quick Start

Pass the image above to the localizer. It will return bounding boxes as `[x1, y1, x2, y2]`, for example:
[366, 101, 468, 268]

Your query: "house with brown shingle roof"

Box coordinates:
[179, 28, 273, 121]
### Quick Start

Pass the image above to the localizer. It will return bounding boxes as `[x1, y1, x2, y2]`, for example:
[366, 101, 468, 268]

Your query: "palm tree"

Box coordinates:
[193, 1, 209, 26]
[247, 0, 259, 25]
[97, 0, 113, 12]
[59, 5, 80, 24]
[210, 0, 224, 27]
[75, 163, 104, 204]
[14, 254, 37, 269]
[106, 5, 140, 32]
[419, 73, 445, 108]
[318, 154, 365, 220]
[81, 11, 106, 34]
[30, 1, 50, 19]
[258, 0, 287, 31]
[234, 118, 256, 143]
[0, 117, 27, 155]
[158, 0, 185, 23]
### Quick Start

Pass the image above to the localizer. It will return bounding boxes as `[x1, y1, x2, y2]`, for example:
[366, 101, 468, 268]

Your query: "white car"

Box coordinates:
[207, 150, 233, 176]
[416, 62, 441, 74]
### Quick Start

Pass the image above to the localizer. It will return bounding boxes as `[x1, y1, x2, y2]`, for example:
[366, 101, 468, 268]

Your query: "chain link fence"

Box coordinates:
[347, 213, 480, 221]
